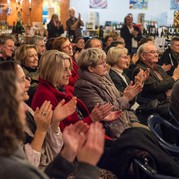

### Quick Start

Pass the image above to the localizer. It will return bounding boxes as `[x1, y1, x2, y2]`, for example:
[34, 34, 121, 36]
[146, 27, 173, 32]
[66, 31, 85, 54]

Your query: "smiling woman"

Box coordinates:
[14, 44, 39, 105]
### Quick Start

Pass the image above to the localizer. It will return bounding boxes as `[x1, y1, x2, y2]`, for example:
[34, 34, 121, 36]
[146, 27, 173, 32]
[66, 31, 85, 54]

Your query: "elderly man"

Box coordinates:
[0, 34, 15, 62]
[159, 36, 179, 76]
[66, 8, 84, 42]
[133, 43, 179, 119]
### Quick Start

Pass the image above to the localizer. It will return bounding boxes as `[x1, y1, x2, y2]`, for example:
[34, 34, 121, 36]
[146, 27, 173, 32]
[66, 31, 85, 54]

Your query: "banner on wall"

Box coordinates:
[90, 0, 107, 9]
[171, 0, 179, 10]
[129, 0, 148, 9]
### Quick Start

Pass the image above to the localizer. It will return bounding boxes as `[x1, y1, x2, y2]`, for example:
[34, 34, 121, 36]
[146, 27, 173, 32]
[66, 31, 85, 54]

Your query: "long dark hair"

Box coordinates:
[0, 62, 24, 156]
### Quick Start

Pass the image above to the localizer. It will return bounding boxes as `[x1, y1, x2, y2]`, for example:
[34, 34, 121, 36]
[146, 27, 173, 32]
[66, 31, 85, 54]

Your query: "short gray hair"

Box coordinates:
[77, 48, 106, 71]
[28, 35, 44, 45]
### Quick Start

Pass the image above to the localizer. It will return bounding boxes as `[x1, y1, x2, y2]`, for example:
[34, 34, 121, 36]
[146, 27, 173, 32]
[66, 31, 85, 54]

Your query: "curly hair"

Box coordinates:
[0, 64, 24, 156]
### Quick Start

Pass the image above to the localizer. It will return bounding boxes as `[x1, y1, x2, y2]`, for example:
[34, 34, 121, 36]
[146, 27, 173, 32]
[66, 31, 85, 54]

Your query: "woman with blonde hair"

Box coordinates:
[14, 44, 39, 105]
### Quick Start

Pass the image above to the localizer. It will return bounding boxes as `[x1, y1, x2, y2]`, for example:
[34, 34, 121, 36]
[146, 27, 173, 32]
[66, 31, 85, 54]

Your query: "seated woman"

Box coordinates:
[0, 61, 77, 170]
[106, 47, 149, 111]
[74, 48, 146, 138]
[14, 44, 39, 105]
[31, 50, 120, 132]
[0, 68, 106, 179]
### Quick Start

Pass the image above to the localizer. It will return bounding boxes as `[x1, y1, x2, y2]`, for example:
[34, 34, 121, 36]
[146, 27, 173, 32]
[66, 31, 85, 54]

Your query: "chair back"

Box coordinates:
[147, 115, 179, 157]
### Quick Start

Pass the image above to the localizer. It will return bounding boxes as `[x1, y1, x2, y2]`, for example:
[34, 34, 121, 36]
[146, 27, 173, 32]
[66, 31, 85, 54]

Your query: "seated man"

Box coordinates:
[159, 36, 179, 76]
[0, 34, 15, 62]
[133, 43, 179, 119]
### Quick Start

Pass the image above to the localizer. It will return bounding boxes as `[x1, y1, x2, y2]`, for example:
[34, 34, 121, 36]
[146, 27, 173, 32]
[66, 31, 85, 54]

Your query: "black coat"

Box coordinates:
[121, 25, 142, 54]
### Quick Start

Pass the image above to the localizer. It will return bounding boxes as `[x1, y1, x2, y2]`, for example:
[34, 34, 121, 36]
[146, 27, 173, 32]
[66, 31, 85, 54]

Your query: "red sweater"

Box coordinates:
[31, 79, 112, 140]
[31, 78, 92, 131]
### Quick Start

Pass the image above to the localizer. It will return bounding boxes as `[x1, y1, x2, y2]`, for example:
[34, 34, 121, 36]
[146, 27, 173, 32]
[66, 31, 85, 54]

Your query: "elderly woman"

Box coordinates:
[14, 44, 39, 105]
[106, 46, 148, 97]
[74, 48, 146, 138]
[0, 65, 106, 179]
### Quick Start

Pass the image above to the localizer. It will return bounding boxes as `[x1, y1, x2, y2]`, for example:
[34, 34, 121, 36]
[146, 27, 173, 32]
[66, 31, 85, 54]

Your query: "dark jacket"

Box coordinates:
[47, 21, 64, 39]
[159, 47, 179, 76]
[121, 25, 142, 54]
[106, 127, 179, 178]
[132, 60, 175, 102]
[109, 68, 130, 92]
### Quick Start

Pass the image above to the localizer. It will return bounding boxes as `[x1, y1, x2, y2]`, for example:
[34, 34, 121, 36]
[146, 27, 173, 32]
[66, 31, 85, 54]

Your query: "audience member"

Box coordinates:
[28, 35, 46, 60]
[133, 43, 179, 119]
[106, 47, 149, 93]
[84, 38, 103, 49]
[66, 8, 84, 42]
[104, 40, 125, 54]
[73, 37, 85, 61]
[14, 44, 39, 105]
[47, 14, 64, 39]
[103, 35, 114, 50]
[159, 36, 179, 76]
[45, 37, 55, 51]
[0, 33, 15, 62]
[121, 14, 142, 56]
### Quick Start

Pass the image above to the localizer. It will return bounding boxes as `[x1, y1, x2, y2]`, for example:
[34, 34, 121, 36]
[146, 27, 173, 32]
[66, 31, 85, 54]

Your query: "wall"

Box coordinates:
[0, 0, 69, 27]
[69, 0, 175, 28]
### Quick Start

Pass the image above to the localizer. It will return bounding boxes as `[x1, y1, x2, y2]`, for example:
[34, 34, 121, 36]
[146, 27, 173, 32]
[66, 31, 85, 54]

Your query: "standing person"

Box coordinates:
[0, 34, 15, 62]
[47, 14, 64, 39]
[66, 8, 84, 42]
[121, 14, 142, 57]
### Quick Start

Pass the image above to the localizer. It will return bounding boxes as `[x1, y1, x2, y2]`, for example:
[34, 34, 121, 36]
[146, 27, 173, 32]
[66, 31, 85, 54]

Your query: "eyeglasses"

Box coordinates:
[143, 50, 159, 55]
[97, 60, 106, 66]
[62, 43, 74, 50]
[120, 55, 128, 59]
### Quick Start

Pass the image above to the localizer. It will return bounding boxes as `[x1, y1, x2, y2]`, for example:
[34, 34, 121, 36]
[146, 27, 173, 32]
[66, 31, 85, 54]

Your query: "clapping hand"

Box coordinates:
[60, 121, 89, 162]
[34, 100, 53, 133]
[89, 103, 114, 122]
[52, 97, 77, 124]
[77, 122, 105, 166]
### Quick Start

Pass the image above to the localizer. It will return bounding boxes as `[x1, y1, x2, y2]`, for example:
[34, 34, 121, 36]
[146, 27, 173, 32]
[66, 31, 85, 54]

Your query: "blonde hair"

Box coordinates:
[106, 47, 128, 66]
[39, 50, 72, 87]
[14, 44, 37, 65]
[77, 48, 106, 71]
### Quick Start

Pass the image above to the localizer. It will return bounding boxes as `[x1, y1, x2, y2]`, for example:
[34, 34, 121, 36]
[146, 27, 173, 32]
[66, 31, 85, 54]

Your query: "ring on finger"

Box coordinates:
[42, 111, 46, 116]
